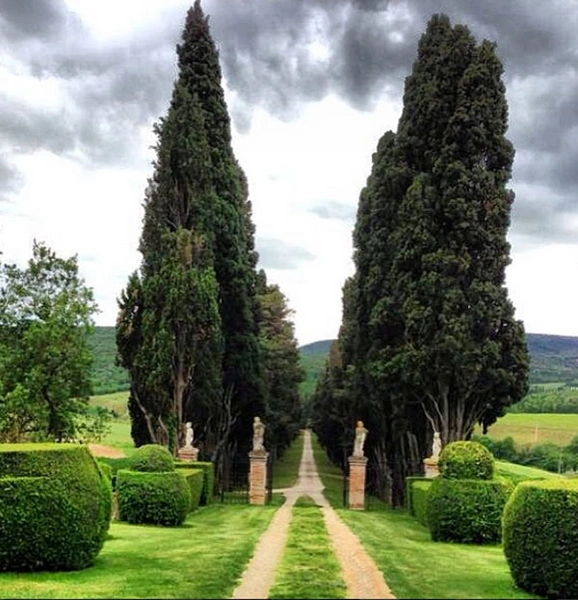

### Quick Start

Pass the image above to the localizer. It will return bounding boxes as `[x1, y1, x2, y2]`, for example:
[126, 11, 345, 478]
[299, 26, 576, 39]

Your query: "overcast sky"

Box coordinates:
[1, 0, 578, 346]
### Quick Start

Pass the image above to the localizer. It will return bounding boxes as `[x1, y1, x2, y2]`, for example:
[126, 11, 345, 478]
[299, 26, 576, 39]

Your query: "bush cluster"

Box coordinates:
[0, 444, 111, 571]
[117, 470, 190, 526]
[426, 477, 513, 543]
[438, 441, 494, 480]
[128, 444, 175, 473]
[426, 441, 512, 544]
[502, 480, 578, 598]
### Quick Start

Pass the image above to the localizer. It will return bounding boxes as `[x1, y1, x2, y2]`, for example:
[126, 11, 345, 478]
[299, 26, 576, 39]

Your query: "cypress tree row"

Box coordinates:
[314, 14, 529, 505]
[117, 1, 266, 459]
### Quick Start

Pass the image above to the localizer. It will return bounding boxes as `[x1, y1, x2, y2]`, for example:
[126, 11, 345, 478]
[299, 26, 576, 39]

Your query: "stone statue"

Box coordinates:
[353, 420, 368, 458]
[185, 422, 194, 448]
[431, 431, 442, 461]
[253, 416, 265, 453]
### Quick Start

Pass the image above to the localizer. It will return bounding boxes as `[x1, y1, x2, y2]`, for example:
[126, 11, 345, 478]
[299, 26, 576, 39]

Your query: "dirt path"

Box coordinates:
[231, 430, 395, 599]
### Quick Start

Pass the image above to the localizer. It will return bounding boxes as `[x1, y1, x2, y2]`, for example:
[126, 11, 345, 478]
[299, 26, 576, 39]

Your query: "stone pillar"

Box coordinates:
[249, 451, 268, 505]
[423, 457, 439, 478]
[177, 446, 199, 462]
[348, 455, 368, 510]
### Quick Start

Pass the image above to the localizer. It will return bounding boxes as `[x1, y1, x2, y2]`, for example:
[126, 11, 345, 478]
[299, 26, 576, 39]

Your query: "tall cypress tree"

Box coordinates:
[117, 1, 265, 457]
[176, 2, 266, 455]
[329, 14, 528, 505]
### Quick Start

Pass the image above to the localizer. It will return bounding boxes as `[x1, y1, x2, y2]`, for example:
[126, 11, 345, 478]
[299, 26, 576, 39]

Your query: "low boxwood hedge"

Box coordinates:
[175, 460, 214, 505]
[0, 443, 111, 571]
[116, 470, 190, 526]
[426, 477, 513, 543]
[438, 441, 494, 480]
[502, 479, 578, 599]
[128, 444, 175, 473]
[95, 456, 132, 491]
[178, 468, 204, 512]
[405, 476, 433, 526]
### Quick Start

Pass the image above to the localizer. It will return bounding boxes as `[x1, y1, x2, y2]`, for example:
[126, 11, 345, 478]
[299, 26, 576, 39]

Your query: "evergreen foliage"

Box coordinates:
[256, 270, 304, 457]
[438, 440, 495, 480]
[128, 444, 175, 473]
[117, 1, 266, 459]
[313, 13, 528, 505]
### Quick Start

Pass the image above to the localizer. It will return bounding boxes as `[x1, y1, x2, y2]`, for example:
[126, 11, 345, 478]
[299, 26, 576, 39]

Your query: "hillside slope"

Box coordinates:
[88, 328, 578, 396]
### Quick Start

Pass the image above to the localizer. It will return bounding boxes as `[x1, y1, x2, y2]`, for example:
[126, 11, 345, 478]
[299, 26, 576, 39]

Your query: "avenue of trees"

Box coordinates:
[312, 14, 529, 506]
[116, 1, 302, 464]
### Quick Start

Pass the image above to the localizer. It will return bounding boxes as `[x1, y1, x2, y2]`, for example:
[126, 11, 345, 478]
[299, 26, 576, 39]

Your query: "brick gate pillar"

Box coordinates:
[249, 451, 268, 505]
[348, 455, 368, 510]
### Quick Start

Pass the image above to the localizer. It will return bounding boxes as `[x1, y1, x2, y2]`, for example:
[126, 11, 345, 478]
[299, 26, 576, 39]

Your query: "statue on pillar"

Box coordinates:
[184, 422, 194, 448]
[431, 431, 442, 462]
[353, 420, 368, 458]
[252, 416, 266, 454]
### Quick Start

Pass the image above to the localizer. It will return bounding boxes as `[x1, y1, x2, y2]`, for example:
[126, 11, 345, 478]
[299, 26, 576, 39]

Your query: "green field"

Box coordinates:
[479, 413, 578, 447]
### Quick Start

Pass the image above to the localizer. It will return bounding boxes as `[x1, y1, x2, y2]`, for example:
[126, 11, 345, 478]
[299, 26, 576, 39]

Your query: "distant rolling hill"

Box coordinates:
[88, 327, 578, 397]
[297, 333, 578, 397]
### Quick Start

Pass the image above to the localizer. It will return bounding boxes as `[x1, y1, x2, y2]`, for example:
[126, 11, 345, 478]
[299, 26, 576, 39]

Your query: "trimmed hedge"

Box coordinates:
[95, 456, 132, 491]
[405, 476, 433, 527]
[412, 481, 432, 527]
[502, 480, 578, 599]
[128, 444, 174, 473]
[97, 460, 113, 484]
[175, 460, 214, 505]
[178, 468, 204, 512]
[0, 443, 111, 571]
[426, 477, 513, 544]
[438, 441, 494, 480]
[117, 470, 190, 526]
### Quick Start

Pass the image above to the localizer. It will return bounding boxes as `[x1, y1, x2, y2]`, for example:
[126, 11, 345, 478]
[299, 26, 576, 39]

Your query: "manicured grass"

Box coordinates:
[273, 431, 305, 489]
[336, 506, 538, 600]
[495, 460, 566, 482]
[0, 504, 278, 599]
[477, 413, 578, 447]
[310, 434, 345, 509]
[269, 497, 346, 599]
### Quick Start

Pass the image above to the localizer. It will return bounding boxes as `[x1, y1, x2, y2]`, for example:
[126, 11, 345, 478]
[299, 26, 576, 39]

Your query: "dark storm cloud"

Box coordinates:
[0, 0, 78, 41]
[256, 237, 315, 270]
[0, 0, 181, 180]
[2, 0, 578, 248]
[203, 0, 578, 247]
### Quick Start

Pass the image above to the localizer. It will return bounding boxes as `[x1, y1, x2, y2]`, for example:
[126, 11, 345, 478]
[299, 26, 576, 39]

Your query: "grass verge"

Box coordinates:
[273, 431, 305, 489]
[0, 504, 277, 599]
[269, 496, 346, 599]
[310, 433, 345, 509]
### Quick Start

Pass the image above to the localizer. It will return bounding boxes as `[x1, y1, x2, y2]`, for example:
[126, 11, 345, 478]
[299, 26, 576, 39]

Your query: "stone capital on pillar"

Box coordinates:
[423, 457, 439, 478]
[177, 446, 199, 462]
[249, 451, 269, 505]
[348, 455, 368, 510]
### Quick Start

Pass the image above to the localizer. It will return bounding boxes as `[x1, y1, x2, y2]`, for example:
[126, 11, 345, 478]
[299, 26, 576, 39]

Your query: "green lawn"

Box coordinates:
[90, 391, 130, 419]
[269, 497, 346, 599]
[478, 413, 578, 446]
[273, 431, 305, 489]
[0, 504, 278, 599]
[310, 432, 538, 600]
[337, 508, 537, 600]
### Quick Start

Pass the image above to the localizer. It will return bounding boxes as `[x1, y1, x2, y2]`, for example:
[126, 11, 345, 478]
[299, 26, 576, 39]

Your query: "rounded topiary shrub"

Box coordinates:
[438, 440, 494, 480]
[128, 444, 175, 473]
[502, 480, 578, 599]
[0, 444, 112, 571]
[426, 476, 514, 543]
[117, 470, 190, 526]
